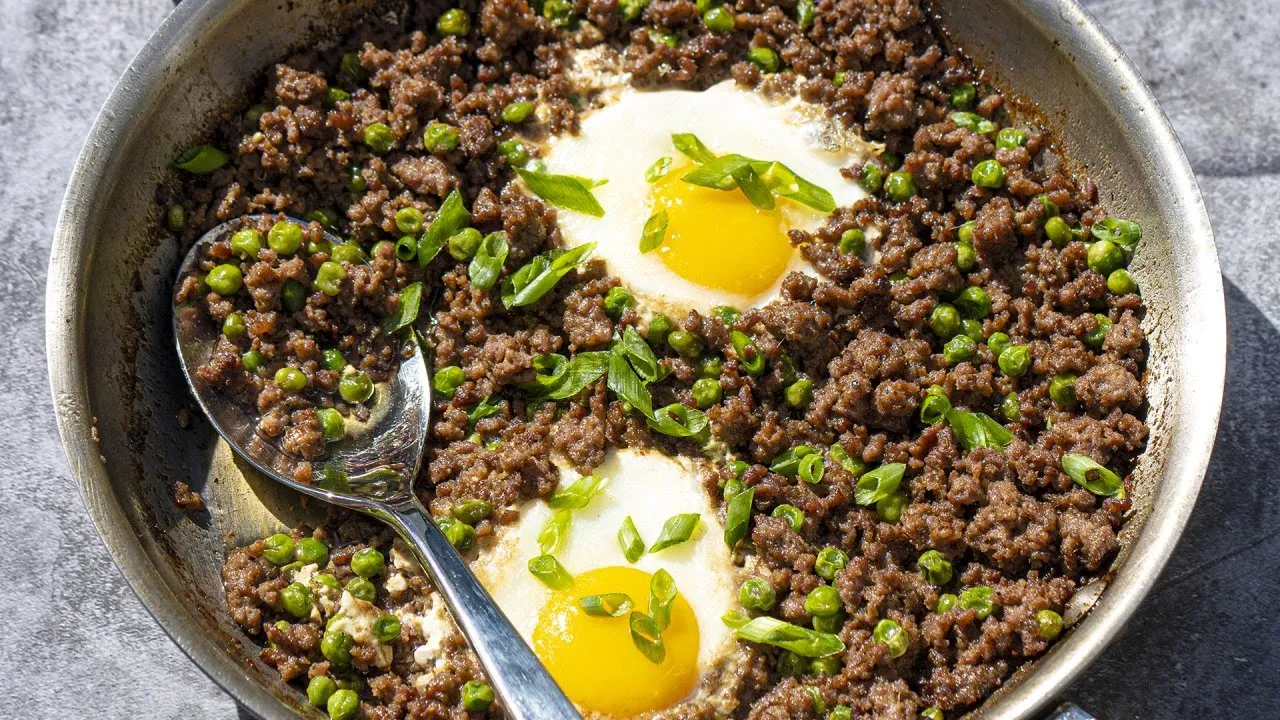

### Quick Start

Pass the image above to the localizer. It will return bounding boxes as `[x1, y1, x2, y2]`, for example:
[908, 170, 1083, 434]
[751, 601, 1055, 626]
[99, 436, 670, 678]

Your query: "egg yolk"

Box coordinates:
[650, 163, 795, 296]
[533, 566, 700, 716]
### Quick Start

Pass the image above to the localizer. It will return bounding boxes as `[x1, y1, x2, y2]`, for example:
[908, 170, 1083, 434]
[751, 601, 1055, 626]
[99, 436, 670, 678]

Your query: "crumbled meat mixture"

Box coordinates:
[172, 0, 1150, 717]
[171, 481, 205, 511]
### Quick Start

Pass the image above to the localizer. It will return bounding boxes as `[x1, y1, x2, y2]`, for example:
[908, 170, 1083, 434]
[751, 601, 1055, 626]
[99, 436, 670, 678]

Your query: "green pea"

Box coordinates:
[324, 87, 349, 108]
[949, 83, 976, 109]
[738, 578, 776, 611]
[274, 367, 308, 392]
[702, 6, 734, 32]
[339, 52, 366, 83]
[880, 150, 903, 170]
[1049, 373, 1078, 406]
[1036, 608, 1064, 640]
[996, 127, 1027, 150]
[804, 585, 841, 617]
[222, 312, 247, 339]
[776, 650, 809, 677]
[244, 104, 270, 127]
[295, 537, 329, 566]
[727, 459, 750, 479]
[603, 286, 634, 319]
[268, 221, 302, 255]
[838, 228, 866, 255]
[1108, 268, 1138, 295]
[345, 576, 376, 602]
[829, 706, 854, 720]
[876, 491, 907, 523]
[423, 122, 461, 154]
[350, 547, 385, 578]
[860, 162, 886, 192]
[315, 408, 344, 442]
[955, 286, 992, 319]
[697, 355, 723, 379]
[392, 207, 424, 235]
[998, 345, 1031, 377]
[645, 313, 673, 345]
[339, 371, 374, 403]
[884, 170, 917, 202]
[362, 122, 396, 154]
[960, 318, 982, 342]
[166, 204, 188, 232]
[667, 329, 702, 359]
[649, 26, 678, 48]
[1085, 314, 1112, 349]
[986, 332, 1011, 357]
[314, 261, 348, 296]
[832, 71, 847, 88]
[780, 378, 813, 408]
[943, 334, 976, 365]
[917, 550, 953, 585]
[326, 688, 359, 720]
[263, 533, 295, 565]
[277, 280, 304, 313]
[954, 242, 976, 273]
[461, 680, 494, 711]
[771, 504, 805, 532]
[930, 304, 961, 339]
[434, 365, 465, 396]
[280, 582, 314, 618]
[448, 227, 483, 261]
[437, 7, 470, 35]
[810, 656, 842, 677]
[206, 264, 243, 296]
[439, 517, 476, 551]
[330, 243, 366, 265]
[498, 137, 529, 166]
[1045, 216, 1073, 246]
[541, 0, 573, 26]
[307, 675, 337, 707]
[971, 159, 1005, 189]
[452, 498, 493, 524]
[242, 350, 266, 375]
[813, 613, 843, 633]
[1000, 391, 1021, 422]
[502, 100, 534, 124]
[958, 586, 996, 619]
[1087, 239, 1126, 276]
[873, 618, 908, 657]
[921, 707, 945, 720]
[692, 378, 723, 409]
[814, 546, 848, 581]
[747, 46, 780, 73]
[315, 573, 341, 592]
[322, 349, 347, 372]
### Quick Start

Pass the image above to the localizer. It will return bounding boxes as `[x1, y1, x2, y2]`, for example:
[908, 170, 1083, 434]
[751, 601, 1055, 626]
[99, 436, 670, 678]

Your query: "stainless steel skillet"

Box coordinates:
[45, 0, 1224, 718]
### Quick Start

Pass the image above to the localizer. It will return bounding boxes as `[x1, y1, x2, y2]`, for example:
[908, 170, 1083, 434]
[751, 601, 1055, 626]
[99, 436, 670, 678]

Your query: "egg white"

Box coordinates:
[538, 79, 872, 317]
[472, 447, 740, 682]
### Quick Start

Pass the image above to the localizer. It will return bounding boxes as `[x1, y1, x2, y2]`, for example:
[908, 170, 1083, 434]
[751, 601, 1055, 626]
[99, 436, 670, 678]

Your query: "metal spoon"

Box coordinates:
[173, 215, 579, 720]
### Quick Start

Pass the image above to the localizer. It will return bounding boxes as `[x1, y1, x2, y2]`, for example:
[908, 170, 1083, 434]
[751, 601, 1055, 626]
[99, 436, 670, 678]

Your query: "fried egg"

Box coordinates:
[539, 79, 871, 317]
[472, 448, 740, 717]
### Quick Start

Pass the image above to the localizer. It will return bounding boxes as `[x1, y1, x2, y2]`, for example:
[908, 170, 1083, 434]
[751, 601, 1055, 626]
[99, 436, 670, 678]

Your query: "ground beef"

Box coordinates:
[170, 0, 1153, 717]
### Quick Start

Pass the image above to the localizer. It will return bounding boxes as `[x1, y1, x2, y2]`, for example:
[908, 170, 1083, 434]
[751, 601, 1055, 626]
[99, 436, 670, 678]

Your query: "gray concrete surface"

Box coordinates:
[0, 0, 1275, 717]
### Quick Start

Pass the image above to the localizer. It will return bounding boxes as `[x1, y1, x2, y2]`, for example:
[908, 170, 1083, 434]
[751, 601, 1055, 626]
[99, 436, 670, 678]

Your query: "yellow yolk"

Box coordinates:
[533, 566, 700, 716]
[650, 165, 794, 296]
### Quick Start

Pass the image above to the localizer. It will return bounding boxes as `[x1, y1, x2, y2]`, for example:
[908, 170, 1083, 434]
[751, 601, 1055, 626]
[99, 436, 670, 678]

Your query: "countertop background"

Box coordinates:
[2, 0, 1277, 717]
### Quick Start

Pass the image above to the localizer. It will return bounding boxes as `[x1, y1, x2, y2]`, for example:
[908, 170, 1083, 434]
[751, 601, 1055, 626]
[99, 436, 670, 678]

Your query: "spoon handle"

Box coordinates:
[381, 497, 581, 720]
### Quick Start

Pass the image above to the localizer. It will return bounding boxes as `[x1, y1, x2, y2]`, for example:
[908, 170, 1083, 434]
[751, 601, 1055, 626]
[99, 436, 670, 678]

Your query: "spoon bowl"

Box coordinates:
[172, 215, 579, 720]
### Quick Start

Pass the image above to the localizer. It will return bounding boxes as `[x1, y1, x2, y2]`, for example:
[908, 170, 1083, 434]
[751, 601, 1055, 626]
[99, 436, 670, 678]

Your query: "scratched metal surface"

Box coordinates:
[2, 0, 1276, 717]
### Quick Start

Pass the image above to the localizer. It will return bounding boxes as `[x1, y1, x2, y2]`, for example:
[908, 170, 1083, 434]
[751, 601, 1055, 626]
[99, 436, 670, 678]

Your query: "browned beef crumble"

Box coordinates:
[172, 0, 1150, 717]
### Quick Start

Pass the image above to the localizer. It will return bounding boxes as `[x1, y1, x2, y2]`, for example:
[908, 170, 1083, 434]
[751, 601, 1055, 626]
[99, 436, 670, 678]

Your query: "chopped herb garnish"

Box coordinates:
[673, 134, 836, 212]
[646, 403, 710, 441]
[854, 463, 905, 506]
[618, 516, 645, 563]
[501, 242, 596, 308]
[616, 326, 662, 382]
[649, 569, 677, 630]
[547, 474, 608, 510]
[419, 190, 470, 266]
[629, 611, 666, 664]
[797, 453, 825, 485]
[723, 487, 755, 548]
[728, 615, 845, 658]
[730, 330, 766, 376]
[770, 445, 818, 477]
[468, 231, 509, 291]
[645, 156, 673, 183]
[950, 111, 998, 135]
[1061, 453, 1125, 497]
[1091, 216, 1142, 251]
[538, 509, 572, 554]
[945, 408, 1014, 451]
[829, 443, 866, 476]
[466, 395, 503, 424]
[527, 554, 573, 590]
[579, 593, 633, 617]
[639, 209, 669, 253]
[519, 351, 610, 399]
[671, 133, 716, 164]
[648, 513, 701, 553]
[516, 168, 605, 217]
[381, 281, 423, 333]
[606, 349, 654, 417]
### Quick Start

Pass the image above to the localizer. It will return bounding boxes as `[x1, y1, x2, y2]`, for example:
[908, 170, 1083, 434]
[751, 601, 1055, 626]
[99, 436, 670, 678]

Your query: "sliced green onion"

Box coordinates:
[1061, 453, 1125, 497]
[919, 386, 952, 425]
[648, 514, 700, 553]
[629, 611, 666, 664]
[944, 408, 1014, 451]
[639, 209, 669, 253]
[1090, 216, 1142, 251]
[501, 243, 596, 308]
[647, 403, 710, 440]
[729, 615, 845, 658]
[548, 474, 608, 510]
[538, 509, 572, 554]
[645, 156, 673, 183]
[649, 569, 677, 630]
[466, 395, 503, 425]
[854, 463, 905, 506]
[769, 445, 818, 477]
[616, 326, 662, 382]
[174, 145, 229, 174]
[606, 349, 654, 417]
[723, 487, 754, 548]
[519, 351, 609, 399]
[468, 231, 509, 291]
[950, 111, 997, 136]
[671, 133, 716, 164]
[798, 453, 825, 485]
[828, 444, 866, 476]
[516, 168, 605, 217]
[579, 593, 633, 617]
[381, 282, 423, 333]
[618, 516, 645, 563]
[419, 190, 470, 267]
[528, 554, 573, 590]
[730, 330, 766, 376]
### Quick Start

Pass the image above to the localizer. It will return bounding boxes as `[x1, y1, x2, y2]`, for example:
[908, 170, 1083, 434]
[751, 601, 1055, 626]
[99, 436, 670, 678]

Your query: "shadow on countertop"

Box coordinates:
[1066, 278, 1280, 717]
